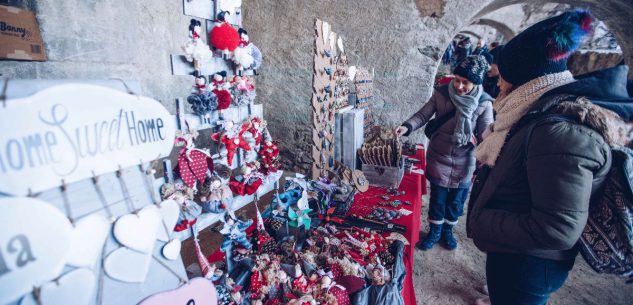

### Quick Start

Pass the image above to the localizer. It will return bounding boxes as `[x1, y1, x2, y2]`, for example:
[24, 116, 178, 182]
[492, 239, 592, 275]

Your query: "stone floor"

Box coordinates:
[412, 191, 633, 305]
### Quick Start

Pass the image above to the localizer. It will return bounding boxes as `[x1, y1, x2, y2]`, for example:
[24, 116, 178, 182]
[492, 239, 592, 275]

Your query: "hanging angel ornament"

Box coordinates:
[160, 180, 202, 232]
[210, 11, 241, 60]
[211, 120, 251, 166]
[187, 74, 218, 118]
[229, 161, 264, 196]
[211, 71, 233, 114]
[229, 75, 256, 106]
[199, 176, 234, 214]
[232, 28, 263, 75]
[182, 19, 212, 72]
[174, 130, 214, 188]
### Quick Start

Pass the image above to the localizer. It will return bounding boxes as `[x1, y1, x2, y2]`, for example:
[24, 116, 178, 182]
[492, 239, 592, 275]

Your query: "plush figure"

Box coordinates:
[229, 161, 264, 196]
[211, 120, 251, 166]
[199, 176, 234, 213]
[230, 75, 256, 106]
[292, 264, 310, 295]
[240, 116, 268, 162]
[210, 11, 241, 59]
[174, 130, 214, 188]
[232, 28, 258, 76]
[232, 28, 263, 74]
[160, 180, 202, 232]
[182, 19, 212, 71]
[211, 71, 233, 112]
[220, 213, 253, 273]
[187, 74, 218, 117]
[259, 140, 280, 175]
[317, 275, 350, 305]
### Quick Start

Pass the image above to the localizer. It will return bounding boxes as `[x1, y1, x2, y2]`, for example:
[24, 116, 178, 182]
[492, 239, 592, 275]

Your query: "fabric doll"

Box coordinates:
[182, 19, 212, 71]
[291, 264, 310, 295]
[199, 176, 234, 213]
[229, 161, 264, 196]
[210, 11, 240, 60]
[229, 75, 256, 106]
[220, 213, 253, 273]
[174, 130, 214, 188]
[160, 180, 202, 232]
[211, 120, 251, 166]
[211, 71, 233, 112]
[259, 140, 280, 175]
[232, 28, 262, 74]
[317, 275, 350, 305]
[187, 74, 218, 117]
[232, 28, 257, 76]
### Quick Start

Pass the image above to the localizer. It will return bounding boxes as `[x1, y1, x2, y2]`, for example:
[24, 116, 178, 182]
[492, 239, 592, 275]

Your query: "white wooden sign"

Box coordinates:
[0, 84, 176, 195]
[0, 197, 73, 305]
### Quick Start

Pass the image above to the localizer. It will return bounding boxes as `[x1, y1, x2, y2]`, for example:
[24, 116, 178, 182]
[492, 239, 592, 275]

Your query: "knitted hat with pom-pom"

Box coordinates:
[453, 55, 490, 85]
[498, 9, 593, 87]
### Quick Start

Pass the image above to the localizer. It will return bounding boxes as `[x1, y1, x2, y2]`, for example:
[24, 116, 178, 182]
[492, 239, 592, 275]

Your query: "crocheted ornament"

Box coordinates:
[210, 12, 240, 52]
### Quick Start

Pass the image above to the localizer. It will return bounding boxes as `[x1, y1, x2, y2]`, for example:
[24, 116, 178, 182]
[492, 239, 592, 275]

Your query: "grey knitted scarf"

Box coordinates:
[448, 81, 483, 146]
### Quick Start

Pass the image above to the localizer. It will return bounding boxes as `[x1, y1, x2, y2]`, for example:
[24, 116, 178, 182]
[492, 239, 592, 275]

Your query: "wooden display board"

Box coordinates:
[354, 67, 375, 137]
[310, 19, 338, 180]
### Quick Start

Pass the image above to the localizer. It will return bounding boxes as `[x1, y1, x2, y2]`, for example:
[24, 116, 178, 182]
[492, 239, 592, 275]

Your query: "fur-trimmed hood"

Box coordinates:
[547, 96, 633, 147]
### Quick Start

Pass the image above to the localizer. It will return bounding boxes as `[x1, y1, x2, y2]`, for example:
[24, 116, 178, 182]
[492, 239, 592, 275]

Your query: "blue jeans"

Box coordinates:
[428, 183, 469, 225]
[486, 253, 575, 305]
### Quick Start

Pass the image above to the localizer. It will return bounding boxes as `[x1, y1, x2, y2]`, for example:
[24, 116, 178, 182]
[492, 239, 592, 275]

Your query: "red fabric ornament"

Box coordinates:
[194, 237, 212, 278]
[178, 148, 213, 187]
[213, 89, 232, 110]
[210, 22, 240, 51]
[326, 286, 349, 305]
[174, 218, 197, 232]
[211, 129, 251, 167]
[229, 175, 263, 195]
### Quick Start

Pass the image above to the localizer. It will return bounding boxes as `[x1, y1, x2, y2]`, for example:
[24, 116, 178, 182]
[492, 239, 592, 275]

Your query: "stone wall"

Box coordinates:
[0, 0, 193, 112]
[2, 0, 632, 173]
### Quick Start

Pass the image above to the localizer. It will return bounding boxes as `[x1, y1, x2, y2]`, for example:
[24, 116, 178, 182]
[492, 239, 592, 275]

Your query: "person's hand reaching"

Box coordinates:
[394, 126, 408, 137]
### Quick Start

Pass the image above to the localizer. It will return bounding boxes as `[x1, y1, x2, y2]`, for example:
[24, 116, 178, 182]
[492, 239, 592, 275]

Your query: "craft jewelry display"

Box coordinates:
[311, 19, 338, 180]
[353, 67, 375, 137]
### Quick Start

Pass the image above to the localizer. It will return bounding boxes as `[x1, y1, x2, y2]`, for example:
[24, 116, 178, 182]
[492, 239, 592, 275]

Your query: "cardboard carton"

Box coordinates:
[0, 5, 46, 61]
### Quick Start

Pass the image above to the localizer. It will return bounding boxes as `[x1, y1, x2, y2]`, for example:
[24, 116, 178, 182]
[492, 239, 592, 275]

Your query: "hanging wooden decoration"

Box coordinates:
[0, 197, 73, 305]
[19, 268, 96, 305]
[310, 19, 338, 180]
[66, 214, 111, 268]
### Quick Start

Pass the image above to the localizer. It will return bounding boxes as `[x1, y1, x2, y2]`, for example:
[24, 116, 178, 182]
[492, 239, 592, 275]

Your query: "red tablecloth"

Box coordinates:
[349, 148, 425, 305]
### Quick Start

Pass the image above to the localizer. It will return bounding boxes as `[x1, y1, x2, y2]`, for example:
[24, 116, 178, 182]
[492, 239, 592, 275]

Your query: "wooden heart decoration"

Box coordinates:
[113, 205, 161, 253]
[66, 214, 111, 268]
[19, 268, 95, 305]
[137, 277, 218, 305]
[156, 200, 180, 242]
[0, 197, 72, 305]
[162, 239, 181, 261]
[104, 247, 152, 283]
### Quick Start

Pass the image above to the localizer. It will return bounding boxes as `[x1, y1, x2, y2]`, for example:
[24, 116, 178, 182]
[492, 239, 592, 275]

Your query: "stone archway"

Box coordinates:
[459, 30, 482, 40]
[471, 18, 516, 40]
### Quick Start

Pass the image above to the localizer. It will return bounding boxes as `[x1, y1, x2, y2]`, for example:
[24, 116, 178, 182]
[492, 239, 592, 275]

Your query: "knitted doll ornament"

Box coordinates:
[211, 71, 233, 111]
[182, 19, 212, 71]
[187, 74, 218, 116]
[230, 75, 256, 106]
[233, 28, 255, 74]
[210, 11, 240, 58]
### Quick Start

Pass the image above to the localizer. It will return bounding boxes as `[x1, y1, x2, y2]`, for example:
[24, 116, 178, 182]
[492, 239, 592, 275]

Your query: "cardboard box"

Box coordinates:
[0, 5, 46, 61]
